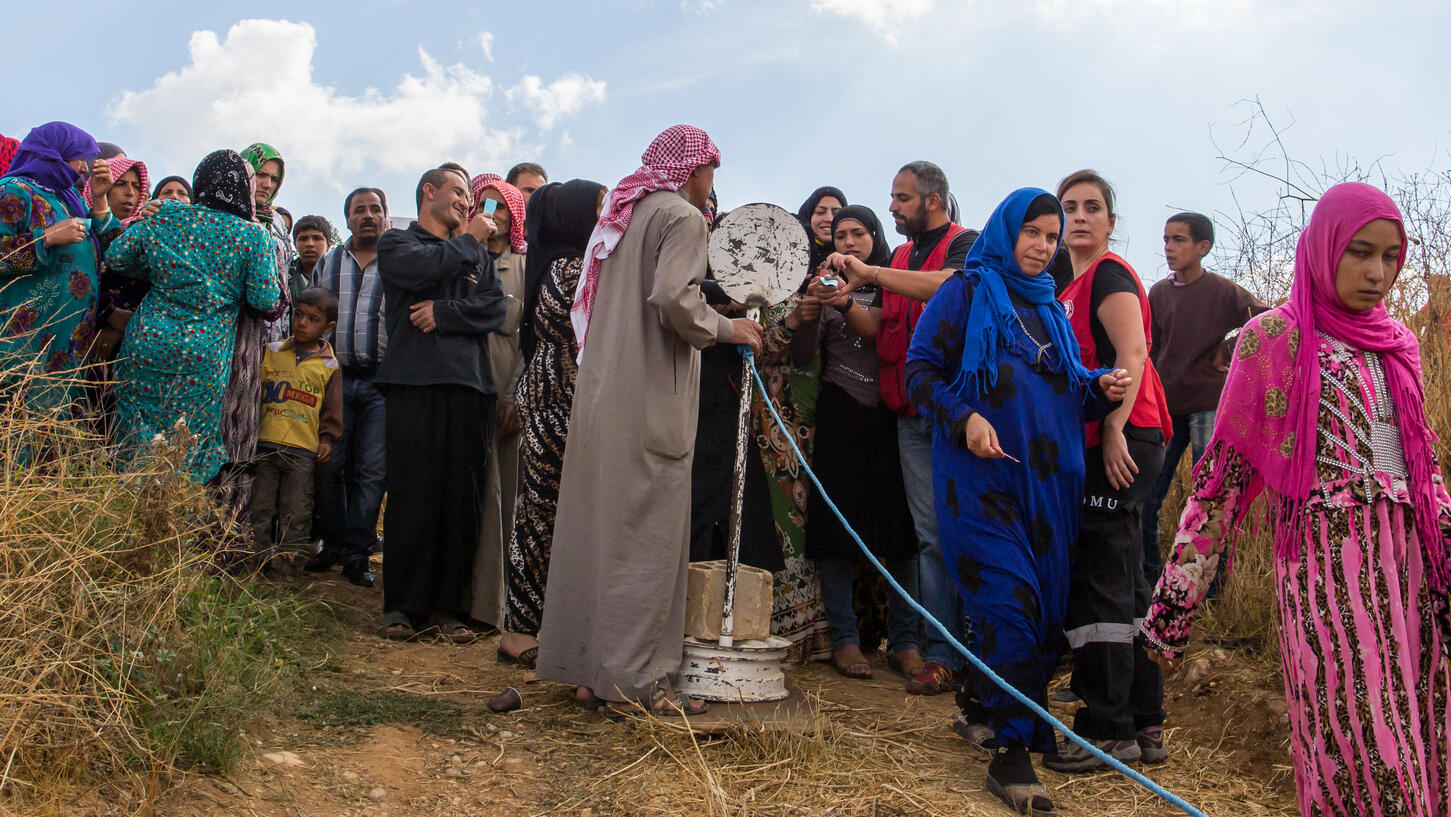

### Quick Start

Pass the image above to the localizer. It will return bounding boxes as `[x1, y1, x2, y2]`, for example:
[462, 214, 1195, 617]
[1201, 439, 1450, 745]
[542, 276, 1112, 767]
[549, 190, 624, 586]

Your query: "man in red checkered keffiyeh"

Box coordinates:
[534, 124, 762, 716]
[569, 124, 722, 352]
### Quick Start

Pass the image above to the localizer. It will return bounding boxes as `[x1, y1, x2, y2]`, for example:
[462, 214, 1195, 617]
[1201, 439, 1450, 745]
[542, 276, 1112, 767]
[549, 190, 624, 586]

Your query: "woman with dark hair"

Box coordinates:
[0, 122, 117, 416]
[214, 143, 292, 517]
[1048, 169, 1173, 772]
[240, 143, 296, 340]
[797, 185, 847, 271]
[106, 150, 281, 482]
[906, 188, 1128, 815]
[745, 190, 849, 665]
[85, 156, 150, 366]
[800, 205, 922, 680]
[497, 179, 607, 667]
[152, 176, 192, 203]
[469, 175, 530, 628]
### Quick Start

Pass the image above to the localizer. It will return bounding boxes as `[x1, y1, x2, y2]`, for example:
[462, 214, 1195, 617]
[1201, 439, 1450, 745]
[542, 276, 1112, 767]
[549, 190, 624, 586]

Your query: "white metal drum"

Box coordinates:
[677, 636, 792, 703]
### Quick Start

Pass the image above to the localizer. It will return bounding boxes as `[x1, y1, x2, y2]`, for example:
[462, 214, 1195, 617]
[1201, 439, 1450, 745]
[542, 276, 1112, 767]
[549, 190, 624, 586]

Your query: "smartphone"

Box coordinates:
[482, 198, 499, 216]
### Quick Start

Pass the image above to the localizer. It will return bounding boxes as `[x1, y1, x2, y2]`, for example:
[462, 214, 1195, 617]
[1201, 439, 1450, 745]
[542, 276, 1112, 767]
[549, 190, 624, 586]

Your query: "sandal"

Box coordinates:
[576, 687, 606, 711]
[886, 648, 925, 679]
[377, 611, 415, 641]
[985, 776, 1056, 816]
[603, 687, 709, 722]
[952, 715, 999, 762]
[832, 646, 872, 679]
[496, 646, 539, 669]
[985, 746, 1056, 816]
[431, 615, 477, 645]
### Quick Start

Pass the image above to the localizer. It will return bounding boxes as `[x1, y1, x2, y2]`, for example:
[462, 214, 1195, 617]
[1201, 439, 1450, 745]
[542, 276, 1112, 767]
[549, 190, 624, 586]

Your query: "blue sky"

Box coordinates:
[7, 0, 1449, 283]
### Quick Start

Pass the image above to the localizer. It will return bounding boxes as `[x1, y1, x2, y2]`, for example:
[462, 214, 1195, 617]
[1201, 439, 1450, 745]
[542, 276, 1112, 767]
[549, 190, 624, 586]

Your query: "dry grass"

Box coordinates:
[559, 686, 1294, 817]
[0, 366, 333, 816]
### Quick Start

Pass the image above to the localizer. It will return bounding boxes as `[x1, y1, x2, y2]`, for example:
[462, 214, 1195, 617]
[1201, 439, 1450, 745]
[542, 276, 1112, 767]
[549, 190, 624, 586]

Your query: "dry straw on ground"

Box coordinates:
[0, 363, 318, 816]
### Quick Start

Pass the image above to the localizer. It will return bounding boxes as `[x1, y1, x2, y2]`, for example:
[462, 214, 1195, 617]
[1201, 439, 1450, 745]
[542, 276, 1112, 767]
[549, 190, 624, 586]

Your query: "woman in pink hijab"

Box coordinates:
[1142, 182, 1451, 816]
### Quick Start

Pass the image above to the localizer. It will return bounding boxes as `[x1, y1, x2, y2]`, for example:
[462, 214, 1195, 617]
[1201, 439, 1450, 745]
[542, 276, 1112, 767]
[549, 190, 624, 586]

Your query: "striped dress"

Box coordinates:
[1143, 332, 1451, 816]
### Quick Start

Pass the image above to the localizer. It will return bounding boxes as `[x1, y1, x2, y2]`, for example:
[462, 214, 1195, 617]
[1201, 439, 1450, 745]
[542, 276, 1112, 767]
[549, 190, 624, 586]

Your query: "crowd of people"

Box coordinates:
[1, 119, 1447, 817]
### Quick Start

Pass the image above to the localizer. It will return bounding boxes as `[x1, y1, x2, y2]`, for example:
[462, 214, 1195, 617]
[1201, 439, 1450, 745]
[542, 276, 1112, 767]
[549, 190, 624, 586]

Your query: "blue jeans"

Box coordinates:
[899, 414, 967, 671]
[314, 371, 387, 567]
[1141, 410, 1214, 582]
[817, 553, 921, 653]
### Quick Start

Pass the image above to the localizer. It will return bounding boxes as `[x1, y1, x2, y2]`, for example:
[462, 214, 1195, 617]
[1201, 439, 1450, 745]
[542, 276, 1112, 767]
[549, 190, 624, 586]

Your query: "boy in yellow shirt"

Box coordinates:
[253, 287, 343, 580]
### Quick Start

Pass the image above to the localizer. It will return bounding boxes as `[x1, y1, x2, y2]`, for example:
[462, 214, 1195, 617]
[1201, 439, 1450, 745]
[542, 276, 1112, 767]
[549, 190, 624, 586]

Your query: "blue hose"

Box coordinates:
[740, 349, 1207, 817]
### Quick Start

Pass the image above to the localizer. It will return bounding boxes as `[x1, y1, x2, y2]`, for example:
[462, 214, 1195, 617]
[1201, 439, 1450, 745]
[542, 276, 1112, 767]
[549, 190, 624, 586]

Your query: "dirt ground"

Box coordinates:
[148, 562, 1298, 817]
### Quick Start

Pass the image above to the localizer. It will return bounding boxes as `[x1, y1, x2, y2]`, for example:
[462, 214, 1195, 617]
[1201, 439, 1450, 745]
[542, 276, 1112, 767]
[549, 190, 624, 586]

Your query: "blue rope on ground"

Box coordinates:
[741, 349, 1207, 817]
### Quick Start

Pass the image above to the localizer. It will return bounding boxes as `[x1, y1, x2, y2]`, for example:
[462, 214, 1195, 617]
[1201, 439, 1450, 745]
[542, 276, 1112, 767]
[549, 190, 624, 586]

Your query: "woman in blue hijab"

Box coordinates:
[0, 122, 119, 415]
[906, 188, 1129, 816]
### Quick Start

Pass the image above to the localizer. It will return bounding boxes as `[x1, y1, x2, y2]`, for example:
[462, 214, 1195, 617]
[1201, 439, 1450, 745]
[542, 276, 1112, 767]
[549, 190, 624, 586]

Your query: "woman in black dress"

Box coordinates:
[498, 179, 606, 666]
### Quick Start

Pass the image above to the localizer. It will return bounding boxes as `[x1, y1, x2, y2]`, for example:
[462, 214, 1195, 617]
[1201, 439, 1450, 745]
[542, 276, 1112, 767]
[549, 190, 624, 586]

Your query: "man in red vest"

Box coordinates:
[824, 160, 977, 696]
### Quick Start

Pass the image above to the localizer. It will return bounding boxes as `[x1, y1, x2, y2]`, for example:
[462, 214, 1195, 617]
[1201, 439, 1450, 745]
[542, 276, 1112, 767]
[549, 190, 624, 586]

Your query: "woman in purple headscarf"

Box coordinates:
[0, 122, 119, 414]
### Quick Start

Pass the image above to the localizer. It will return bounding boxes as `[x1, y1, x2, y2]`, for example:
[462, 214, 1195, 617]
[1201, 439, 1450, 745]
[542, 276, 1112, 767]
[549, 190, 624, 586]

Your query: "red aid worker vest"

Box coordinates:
[1059, 252, 1174, 447]
[877, 223, 967, 414]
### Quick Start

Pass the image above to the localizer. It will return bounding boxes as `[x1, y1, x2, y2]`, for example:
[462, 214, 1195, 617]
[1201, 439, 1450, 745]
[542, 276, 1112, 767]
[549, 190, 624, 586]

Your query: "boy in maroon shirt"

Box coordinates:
[1142, 213, 1266, 583]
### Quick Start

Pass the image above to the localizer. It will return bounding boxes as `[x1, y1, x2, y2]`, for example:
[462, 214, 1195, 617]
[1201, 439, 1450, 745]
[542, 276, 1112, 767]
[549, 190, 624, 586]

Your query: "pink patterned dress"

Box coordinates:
[1143, 329, 1451, 816]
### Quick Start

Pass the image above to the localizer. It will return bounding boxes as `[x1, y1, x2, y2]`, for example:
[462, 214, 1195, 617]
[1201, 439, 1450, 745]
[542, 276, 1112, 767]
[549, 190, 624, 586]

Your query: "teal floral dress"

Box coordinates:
[0, 179, 118, 413]
[105, 202, 280, 482]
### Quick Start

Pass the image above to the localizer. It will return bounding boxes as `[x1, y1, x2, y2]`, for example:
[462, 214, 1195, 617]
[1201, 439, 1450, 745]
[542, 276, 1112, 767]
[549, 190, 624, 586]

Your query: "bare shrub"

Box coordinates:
[1161, 98, 1451, 651]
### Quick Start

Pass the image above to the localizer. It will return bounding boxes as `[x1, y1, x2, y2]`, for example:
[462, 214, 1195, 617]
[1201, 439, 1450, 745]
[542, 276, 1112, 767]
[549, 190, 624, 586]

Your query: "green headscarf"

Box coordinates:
[240, 143, 285, 223]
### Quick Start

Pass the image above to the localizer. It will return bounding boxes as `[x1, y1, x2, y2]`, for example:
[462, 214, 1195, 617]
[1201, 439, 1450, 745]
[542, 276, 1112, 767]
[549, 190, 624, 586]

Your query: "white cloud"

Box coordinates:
[505, 73, 608, 131]
[107, 18, 602, 193]
[811, 0, 935, 44]
[1031, 0, 1254, 30]
[477, 31, 495, 61]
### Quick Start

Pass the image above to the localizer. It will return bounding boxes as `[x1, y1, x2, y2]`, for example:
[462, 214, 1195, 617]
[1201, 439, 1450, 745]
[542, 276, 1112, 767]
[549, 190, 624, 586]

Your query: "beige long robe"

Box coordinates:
[470, 246, 525, 626]
[535, 190, 732, 701]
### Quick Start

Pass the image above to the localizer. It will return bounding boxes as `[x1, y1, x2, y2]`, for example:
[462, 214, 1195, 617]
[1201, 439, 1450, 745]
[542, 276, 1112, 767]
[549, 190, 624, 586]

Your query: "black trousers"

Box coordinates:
[1067, 425, 1166, 740]
[382, 384, 493, 622]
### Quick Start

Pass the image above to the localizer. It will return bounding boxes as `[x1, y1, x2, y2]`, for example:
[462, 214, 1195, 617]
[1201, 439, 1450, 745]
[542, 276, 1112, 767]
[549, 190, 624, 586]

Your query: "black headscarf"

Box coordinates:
[192, 150, 254, 220]
[151, 175, 193, 201]
[829, 205, 892, 286]
[521, 178, 606, 360]
[797, 185, 848, 275]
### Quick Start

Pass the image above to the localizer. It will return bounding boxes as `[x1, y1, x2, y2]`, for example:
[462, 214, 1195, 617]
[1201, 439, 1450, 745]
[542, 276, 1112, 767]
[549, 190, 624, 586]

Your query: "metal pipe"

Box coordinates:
[719, 304, 761, 648]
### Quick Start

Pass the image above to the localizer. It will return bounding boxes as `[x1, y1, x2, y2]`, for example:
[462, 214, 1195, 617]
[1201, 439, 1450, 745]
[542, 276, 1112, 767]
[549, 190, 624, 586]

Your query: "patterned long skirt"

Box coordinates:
[1276, 496, 1451, 816]
[751, 363, 830, 665]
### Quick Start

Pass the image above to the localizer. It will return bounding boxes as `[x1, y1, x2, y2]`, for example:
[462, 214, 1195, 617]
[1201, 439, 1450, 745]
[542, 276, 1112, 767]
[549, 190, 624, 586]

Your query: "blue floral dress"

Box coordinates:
[906, 272, 1113, 752]
[105, 202, 280, 482]
[0, 179, 118, 413]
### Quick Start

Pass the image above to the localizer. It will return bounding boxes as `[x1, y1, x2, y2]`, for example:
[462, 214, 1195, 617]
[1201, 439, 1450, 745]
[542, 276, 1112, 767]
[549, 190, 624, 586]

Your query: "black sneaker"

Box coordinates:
[303, 552, 338, 573]
[343, 560, 375, 588]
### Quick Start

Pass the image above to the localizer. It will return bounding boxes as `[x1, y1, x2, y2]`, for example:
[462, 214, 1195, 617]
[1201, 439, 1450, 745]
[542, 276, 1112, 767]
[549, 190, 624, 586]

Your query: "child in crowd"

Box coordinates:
[291, 215, 334, 301]
[252, 287, 343, 580]
[1141, 213, 1264, 585]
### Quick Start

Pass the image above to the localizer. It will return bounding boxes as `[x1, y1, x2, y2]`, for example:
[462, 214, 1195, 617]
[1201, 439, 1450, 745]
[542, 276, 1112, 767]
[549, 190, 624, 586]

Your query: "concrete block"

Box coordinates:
[684, 560, 773, 642]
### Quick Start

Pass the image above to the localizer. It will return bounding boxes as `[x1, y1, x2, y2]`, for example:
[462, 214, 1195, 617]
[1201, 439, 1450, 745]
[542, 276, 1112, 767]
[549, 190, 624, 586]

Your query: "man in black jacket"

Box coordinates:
[374, 162, 508, 642]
